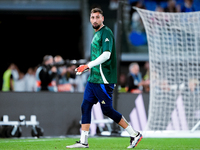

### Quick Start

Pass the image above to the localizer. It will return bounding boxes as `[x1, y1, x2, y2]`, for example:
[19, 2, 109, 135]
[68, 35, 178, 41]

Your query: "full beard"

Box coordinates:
[92, 24, 101, 30]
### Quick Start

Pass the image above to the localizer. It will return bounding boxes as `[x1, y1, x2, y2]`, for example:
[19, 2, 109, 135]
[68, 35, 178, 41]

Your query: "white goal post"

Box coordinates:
[134, 7, 200, 132]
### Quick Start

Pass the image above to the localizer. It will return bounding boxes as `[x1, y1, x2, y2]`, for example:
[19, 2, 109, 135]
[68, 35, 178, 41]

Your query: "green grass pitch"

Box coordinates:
[0, 137, 200, 150]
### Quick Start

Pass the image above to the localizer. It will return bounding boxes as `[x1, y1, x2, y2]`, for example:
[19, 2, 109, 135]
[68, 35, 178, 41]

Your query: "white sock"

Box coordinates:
[125, 125, 138, 137]
[80, 130, 89, 144]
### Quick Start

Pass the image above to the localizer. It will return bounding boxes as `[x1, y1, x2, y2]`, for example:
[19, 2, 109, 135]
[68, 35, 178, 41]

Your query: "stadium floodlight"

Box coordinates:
[134, 7, 200, 132]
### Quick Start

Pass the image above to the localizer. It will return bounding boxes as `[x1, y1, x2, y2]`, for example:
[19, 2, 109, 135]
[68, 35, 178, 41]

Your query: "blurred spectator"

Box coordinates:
[109, 0, 118, 10]
[131, 1, 146, 33]
[129, 1, 147, 46]
[127, 62, 143, 93]
[35, 55, 57, 92]
[188, 78, 198, 93]
[164, 0, 181, 12]
[54, 55, 76, 92]
[118, 73, 127, 93]
[181, 0, 195, 12]
[129, 0, 143, 21]
[2, 63, 17, 91]
[160, 79, 171, 92]
[14, 71, 26, 92]
[156, 5, 164, 12]
[142, 61, 150, 93]
[12, 65, 19, 82]
[24, 67, 37, 92]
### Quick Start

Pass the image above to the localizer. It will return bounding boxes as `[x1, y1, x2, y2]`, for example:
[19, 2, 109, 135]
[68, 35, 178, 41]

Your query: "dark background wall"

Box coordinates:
[0, 10, 82, 89]
[0, 92, 149, 137]
[0, 92, 83, 136]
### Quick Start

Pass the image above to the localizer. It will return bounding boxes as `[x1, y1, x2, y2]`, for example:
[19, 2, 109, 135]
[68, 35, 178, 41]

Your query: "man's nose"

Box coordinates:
[93, 17, 97, 22]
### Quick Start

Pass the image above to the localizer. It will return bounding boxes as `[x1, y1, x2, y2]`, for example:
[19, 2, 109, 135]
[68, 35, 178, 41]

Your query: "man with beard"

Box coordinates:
[66, 8, 142, 149]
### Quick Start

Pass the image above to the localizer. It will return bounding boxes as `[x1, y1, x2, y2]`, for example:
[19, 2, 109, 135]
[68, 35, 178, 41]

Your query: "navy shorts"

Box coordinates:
[83, 81, 115, 106]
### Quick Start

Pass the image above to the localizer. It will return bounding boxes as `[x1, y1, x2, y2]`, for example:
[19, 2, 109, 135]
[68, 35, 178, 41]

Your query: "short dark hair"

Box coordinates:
[91, 8, 103, 16]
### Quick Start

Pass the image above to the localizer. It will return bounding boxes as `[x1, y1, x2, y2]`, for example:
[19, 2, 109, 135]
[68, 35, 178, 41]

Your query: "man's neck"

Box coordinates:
[95, 24, 104, 32]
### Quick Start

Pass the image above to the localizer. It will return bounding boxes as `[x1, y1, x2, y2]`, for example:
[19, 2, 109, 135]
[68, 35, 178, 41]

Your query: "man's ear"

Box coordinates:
[102, 16, 104, 22]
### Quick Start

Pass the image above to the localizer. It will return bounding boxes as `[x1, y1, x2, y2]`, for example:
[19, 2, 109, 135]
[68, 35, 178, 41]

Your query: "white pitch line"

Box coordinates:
[0, 138, 67, 143]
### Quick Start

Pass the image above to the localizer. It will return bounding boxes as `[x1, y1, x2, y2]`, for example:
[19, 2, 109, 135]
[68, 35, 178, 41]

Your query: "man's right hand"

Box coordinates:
[75, 65, 89, 75]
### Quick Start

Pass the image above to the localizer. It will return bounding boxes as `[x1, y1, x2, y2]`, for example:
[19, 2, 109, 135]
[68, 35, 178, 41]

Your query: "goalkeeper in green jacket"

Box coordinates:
[66, 7, 142, 149]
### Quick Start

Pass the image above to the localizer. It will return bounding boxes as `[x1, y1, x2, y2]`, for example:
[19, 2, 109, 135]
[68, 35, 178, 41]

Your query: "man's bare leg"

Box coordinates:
[81, 124, 90, 131]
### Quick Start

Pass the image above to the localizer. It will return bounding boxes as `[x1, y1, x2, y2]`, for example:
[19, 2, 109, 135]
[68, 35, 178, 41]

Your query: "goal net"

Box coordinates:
[134, 7, 200, 131]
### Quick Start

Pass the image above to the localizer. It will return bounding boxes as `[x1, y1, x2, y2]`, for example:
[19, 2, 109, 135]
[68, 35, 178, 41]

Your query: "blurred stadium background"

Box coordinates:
[1, 0, 200, 138]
